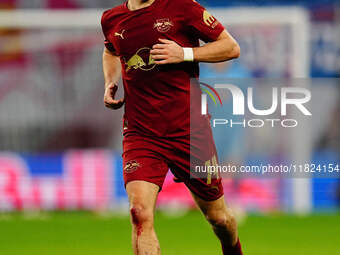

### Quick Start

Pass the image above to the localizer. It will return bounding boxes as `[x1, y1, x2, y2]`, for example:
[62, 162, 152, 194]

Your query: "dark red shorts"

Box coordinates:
[122, 131, 224, 201]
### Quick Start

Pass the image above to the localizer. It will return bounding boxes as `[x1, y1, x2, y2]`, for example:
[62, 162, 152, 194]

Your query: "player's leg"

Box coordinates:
[170, 162, 243, 255]
[126, 180, 161, 255]
[191, 193, 243, 255]
[122, 135, 172, 255]
[169, 133, 243, 255]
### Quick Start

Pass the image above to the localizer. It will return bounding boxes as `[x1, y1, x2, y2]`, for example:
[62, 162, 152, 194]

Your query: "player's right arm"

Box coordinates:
[102, 44, 124, 110]
[101, 9, 124, 110]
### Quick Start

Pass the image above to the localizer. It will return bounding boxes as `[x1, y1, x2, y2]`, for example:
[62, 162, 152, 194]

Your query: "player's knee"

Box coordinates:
[130, 204, 154, 228]
[207, 212, 228, 229]
[206, 209, 236, 231]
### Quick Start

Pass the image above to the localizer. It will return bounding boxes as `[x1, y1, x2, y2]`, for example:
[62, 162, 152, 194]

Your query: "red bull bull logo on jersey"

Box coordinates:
[125, 47, 156, 72]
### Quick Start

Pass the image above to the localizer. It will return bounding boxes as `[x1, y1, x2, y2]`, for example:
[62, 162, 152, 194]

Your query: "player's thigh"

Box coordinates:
[123, 135, 170, 190]
[126, 180, 159, 209]
[170, 153, 224, 202]
[170, 130, 224, 201]
[192, 193, 227, 217]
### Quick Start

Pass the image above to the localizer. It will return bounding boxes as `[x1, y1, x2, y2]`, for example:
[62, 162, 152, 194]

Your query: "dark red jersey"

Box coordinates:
[101, 0, 225, 137]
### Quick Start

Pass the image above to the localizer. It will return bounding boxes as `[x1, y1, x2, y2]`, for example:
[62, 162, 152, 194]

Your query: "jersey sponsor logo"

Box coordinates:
[114, 29, 125, 39]
[153, 18, 174, 33]
[203, 10, 218, 28]
[124, 160, 140, 173]
[125, 47, 156, 72]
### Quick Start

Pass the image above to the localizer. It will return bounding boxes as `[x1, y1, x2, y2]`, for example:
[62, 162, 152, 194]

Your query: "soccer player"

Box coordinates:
[101, 0, 242, 254]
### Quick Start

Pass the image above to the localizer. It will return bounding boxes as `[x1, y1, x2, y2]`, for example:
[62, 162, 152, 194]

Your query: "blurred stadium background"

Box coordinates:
[0, 0, 339, 254]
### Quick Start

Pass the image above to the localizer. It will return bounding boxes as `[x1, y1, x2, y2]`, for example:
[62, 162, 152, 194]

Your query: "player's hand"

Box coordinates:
[103, 83, 125, 110]
[150, 38, 184, 65]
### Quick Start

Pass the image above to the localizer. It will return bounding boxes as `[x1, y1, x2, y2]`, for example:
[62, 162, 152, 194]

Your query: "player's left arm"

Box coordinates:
[151, 0, 240, 65]
[193, 30, 240, 62]
[150, 30, 240, 65]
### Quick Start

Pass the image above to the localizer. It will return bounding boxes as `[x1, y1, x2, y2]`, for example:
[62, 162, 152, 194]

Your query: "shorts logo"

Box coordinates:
[124, 160, 140, 173]
[203, 10, 218, 28]
[154, 18, 174, 33]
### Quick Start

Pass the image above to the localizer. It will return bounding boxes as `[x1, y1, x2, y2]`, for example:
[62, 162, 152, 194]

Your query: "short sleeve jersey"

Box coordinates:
[101, 0, 225, 137]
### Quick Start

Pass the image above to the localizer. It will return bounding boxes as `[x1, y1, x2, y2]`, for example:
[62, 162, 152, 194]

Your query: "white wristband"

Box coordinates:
[183, 47, 194, 62]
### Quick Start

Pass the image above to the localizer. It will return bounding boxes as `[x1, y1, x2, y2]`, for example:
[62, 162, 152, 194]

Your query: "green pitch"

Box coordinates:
[0, 211, 339, 255]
